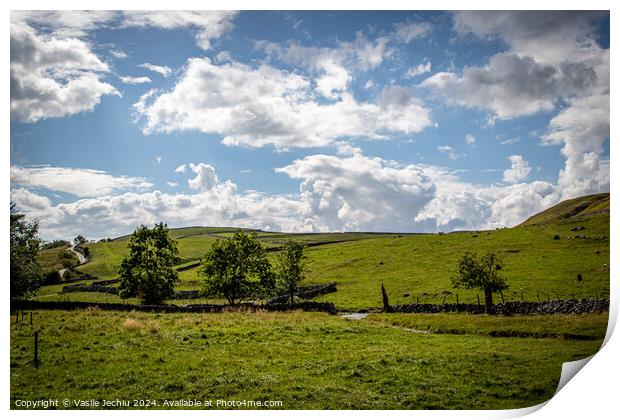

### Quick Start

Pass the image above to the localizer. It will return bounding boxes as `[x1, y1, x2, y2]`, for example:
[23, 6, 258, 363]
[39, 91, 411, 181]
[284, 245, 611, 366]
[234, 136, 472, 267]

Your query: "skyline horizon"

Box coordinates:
[10, 11, 610, 240]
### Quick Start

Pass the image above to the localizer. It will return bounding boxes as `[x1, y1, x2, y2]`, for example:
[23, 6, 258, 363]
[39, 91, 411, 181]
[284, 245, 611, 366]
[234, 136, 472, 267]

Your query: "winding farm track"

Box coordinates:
[58, 245, 88, 277]
[68, 245, 88, 264]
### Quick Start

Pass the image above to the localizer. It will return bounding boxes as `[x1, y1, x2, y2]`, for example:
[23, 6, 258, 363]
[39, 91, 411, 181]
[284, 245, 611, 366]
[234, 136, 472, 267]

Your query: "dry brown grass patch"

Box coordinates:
[123, 318, 160, 334]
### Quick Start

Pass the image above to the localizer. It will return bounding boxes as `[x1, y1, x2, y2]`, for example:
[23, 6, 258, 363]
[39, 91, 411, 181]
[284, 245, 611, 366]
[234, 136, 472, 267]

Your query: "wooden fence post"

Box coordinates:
[456, 294, 459, 305]
[500, 290, 504, 303]
[477, 294, 480, 308]
[30, 312, 33, 325]
[381, 283, 391, 312]
[34, 331, 39, 369]
[15, 311, 19, 324]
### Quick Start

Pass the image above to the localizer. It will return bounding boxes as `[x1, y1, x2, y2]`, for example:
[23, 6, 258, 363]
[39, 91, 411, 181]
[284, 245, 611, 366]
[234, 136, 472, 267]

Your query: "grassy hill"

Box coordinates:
[35, 193, 610, 309]
[38, 245, 79, 273]
[520, 193, 609, 226]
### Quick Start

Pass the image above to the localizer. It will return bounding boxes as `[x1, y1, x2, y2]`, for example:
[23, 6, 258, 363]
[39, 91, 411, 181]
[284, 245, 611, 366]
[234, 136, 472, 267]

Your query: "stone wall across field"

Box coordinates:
[11, 300, 337, 314]
[492, 299, 610, 315]
[62, 284, 118, 295]
[62, 282, 336, 302]
[176, 262, 201, 272]
[267, 282, 337, 304]
[390, 299, 609, 315]
[91, 279, 119, 286]
[61, 283, 202, 299]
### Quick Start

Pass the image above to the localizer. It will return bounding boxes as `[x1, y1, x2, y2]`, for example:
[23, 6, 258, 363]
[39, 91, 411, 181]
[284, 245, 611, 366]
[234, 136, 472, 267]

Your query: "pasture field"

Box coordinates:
[37, 207, 609, 310]
[9, 309, 605, 410]
[12, 193, 611, 410]
[302, 212, 609, 309]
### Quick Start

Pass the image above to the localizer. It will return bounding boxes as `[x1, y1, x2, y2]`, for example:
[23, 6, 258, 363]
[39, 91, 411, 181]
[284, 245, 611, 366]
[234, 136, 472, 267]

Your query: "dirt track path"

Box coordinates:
[58, 245, 88, 277]
[68, 245, 88, 264]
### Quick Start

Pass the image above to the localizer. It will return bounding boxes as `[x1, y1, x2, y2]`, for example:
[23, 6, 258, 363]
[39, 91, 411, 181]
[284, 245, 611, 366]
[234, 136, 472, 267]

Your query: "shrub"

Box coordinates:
[42, 270, 62, 285]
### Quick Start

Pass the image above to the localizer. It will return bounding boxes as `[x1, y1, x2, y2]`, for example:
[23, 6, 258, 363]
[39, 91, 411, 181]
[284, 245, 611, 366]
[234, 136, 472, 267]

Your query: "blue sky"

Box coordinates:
[10, 11, 610, 239]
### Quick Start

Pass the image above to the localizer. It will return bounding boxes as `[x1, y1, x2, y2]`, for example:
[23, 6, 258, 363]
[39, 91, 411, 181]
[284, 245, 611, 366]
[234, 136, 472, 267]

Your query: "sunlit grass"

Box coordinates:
[10, 309, 603, 409]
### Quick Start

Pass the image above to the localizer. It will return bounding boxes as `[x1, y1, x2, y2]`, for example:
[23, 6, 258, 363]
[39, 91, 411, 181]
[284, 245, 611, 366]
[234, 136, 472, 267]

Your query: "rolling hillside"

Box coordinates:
[36, 193, 610, 309]
[38, 245, 79, 273]
[520, 193, 610, 226]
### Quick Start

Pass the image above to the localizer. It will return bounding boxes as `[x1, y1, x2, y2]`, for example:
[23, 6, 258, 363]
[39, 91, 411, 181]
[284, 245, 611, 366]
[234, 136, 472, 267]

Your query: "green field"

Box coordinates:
[301, 212, 609, 309]
[10, 309, 605, 409]
[16, 193, 610, 409]
[37, 194, 610, 309]
[366, 312, 609, 340]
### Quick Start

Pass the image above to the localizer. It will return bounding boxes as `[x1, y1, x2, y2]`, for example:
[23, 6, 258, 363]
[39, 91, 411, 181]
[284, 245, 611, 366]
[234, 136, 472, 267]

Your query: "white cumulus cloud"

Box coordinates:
[10, 17, 119, 123]
[138, 63, 172, 77]
[187, 163, 220, 191]
[121, 11, 238, 50]
[393, 21, 431, 43]
[133, 57, 432, 150]
[406, 60, 432, 78]
[503, 155, 532, 184]
[437, 145, 460, 160]
[422, 11, 609, 203]
[119, 75, 152, 84]
[10, 154, 581, 240]
[276, 153, 436, 232]
[10, 165, 152, 198]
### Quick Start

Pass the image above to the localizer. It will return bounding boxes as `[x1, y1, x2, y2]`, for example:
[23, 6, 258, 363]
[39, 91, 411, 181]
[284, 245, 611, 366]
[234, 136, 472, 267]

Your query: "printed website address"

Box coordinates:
[13, 398, 284, 409]
[214, 399, 283, 408]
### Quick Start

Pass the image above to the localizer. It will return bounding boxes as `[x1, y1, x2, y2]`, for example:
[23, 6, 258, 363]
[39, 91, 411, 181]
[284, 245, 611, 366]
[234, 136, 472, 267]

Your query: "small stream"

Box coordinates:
[340, 312, 369, 320]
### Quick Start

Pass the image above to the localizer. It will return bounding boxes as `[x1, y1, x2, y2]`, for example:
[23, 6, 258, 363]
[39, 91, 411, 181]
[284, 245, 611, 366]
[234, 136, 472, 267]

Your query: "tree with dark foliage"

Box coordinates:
[118, 223, 180, 305]
[73, 235, 87, 247]
[10, 203, 43, 298]
[201, 231, 273, 304]
[452, 252, 508, 314]
[274, 240, 306, 304]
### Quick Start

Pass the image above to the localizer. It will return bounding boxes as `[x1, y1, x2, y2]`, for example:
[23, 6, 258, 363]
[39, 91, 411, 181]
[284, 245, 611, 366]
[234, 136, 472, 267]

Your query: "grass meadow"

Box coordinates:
[13, 193, 610, 410]
[10, 309, 605, 409]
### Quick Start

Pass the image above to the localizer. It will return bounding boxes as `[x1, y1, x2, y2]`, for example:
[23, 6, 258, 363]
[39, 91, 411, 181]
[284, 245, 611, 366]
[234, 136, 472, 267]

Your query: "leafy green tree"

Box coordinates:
[118, 223, 180, 305]
[274, 240, 307, 304]
[10, 204, 43, 298]
[73, 235, 87, 247]
[452, 252, 508, 314]
[201, 231, 273, 304]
